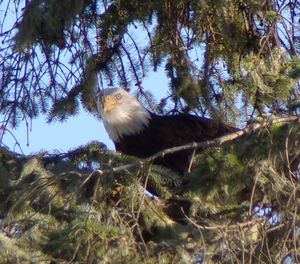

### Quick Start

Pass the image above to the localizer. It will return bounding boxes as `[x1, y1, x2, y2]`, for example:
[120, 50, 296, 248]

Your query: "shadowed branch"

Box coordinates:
[98, 116, 300, 174]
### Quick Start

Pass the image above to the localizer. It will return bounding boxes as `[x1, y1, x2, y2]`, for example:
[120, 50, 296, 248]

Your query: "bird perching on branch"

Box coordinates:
[97, 88, 237, 174]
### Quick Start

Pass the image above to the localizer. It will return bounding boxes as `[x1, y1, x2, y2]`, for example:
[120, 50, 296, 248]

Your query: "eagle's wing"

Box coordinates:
[115, 113, 237, 173]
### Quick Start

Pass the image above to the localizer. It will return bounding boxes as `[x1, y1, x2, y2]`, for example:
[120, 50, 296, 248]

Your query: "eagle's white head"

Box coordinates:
[97, 88, 151, 142]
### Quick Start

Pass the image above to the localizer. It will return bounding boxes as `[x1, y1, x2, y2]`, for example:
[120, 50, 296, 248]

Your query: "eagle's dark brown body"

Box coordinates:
[115, 112, 237, 173]
[98, 88, 238, 174]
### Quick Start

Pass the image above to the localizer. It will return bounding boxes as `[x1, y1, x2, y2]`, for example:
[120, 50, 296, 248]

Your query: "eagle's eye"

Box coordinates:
[97, 91, 104, 99]
[115, 93, 122, 100]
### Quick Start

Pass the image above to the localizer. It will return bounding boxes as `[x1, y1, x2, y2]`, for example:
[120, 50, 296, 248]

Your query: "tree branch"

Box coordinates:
[105, 116, 300, 174]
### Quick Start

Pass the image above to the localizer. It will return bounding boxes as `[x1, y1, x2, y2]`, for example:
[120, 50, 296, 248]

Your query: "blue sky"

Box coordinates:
[0, 0, 170, 155]
[2, 69, 168, 154]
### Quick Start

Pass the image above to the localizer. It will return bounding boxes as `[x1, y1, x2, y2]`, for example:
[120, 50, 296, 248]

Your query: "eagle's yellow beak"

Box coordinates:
[102, 95, 118, 113]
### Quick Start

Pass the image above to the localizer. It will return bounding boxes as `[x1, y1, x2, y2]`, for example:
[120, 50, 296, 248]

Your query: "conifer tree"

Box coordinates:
[0, 0, 299, 263]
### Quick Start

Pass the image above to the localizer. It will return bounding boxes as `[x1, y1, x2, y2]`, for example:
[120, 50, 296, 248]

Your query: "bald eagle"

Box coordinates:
[97, 88, 237, 173]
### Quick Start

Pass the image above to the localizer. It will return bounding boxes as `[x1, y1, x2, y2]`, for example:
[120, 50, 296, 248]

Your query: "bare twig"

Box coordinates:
[182, 206, 265, 231]
[187, 148, 196, 174]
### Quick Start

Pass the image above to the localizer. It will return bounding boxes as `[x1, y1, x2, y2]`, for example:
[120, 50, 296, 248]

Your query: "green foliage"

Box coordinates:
[15, 0, 87, 49]
[1, 0, 300, 128]
[0, 123, 299, 262]
[187, 146, 249, 216]
[289, 57, 300, 79]
[144, 165, 183, 199]
[233, 49, 296, 105]
[188, 123, 299, 216]
[1, 0, 300, 262]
